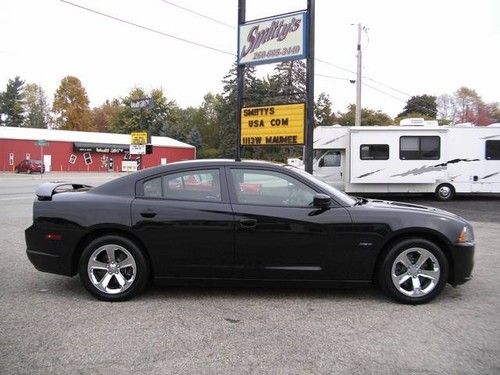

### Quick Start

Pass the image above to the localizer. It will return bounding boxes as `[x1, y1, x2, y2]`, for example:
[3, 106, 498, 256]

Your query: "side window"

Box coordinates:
[486, 140, 500, 160]
[360, 144, 389, 160]
[143, 177, 162, 198]
[163, 169, 221, 201]
[400, 136, 440, 160]
[142, 169, 221, 201]
[319, 151, 341, 167]
[230, 169, 316, 207]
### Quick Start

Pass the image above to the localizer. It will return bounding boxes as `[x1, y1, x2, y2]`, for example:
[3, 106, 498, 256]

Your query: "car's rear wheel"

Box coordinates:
[78, 235, 149, 301]
[14, 168, 19, 173]
[379, 238, 448, 304]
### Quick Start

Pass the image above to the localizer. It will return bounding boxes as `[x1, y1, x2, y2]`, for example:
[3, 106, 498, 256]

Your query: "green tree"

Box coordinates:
[187, 125, 202, 152]
[52, 76, 92, 130]
[0, 76, 25, 127]
[337, 104, 393, 126]
[23, 83, 50, 128]
[314, 92, 336, 126]
[112, 88, 179, 137]
[398, 94, 437, 119]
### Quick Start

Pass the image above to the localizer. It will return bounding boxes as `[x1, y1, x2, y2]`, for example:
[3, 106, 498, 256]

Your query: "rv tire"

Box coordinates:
[435, 184, 454, 201]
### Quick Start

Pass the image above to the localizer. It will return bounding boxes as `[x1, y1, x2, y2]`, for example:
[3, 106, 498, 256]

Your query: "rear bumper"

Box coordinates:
[449, 242, 475, 286]
[26, 249, 73, 276]
[25, 225, 76, 277]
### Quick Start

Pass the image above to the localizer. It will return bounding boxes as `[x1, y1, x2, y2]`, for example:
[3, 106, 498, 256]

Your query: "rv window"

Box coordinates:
[486, 140, 500, 160]
[360, 144, 389, 160]
[320, 151, 341, 167]
[400, 136, 440, 160]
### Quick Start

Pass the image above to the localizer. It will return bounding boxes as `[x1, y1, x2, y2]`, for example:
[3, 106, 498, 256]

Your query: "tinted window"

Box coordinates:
[360, 144, 389, 160]
[230, 169, 315, 207]
[143, 169, 221, 201]
[400, 136, 440, 160]
[486, 140, 500, 160]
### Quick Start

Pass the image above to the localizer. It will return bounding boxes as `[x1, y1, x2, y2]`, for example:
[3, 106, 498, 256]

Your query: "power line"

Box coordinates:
[158, 0, 235, 29]
[315, 73, 354, 82]
[59, 0, 235, 56]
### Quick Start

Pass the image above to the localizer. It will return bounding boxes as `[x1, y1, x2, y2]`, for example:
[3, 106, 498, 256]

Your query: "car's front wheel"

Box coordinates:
[379, 238, 448, 304]
[78, 235, 149, 301]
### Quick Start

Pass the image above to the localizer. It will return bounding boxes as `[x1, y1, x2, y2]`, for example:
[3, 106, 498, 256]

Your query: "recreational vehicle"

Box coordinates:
[293, 120, 500, 200]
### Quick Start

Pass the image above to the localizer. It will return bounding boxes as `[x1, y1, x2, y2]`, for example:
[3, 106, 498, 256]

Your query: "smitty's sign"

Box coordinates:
[240, 103, 305, 146]
[238, 11, 307, 66]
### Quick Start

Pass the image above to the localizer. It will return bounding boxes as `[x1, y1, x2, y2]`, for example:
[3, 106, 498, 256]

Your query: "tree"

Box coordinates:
[337, 104, 393, 126]
[314, 92, 336, 126]
[52, 76, 92, 131]
[437, 87, 498, 126]
[91, 99, 121, 133]
[398, 94, 437, 119]
[23, 83, 50, 128]
[111, 87, 179, 137]
[268, 60, 306, 104]
[0, 76, 25, 127]
[187, 125, 202, 151]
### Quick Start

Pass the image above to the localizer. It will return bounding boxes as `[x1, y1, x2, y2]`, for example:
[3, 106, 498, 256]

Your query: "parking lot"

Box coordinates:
[1, 172, 499, 374]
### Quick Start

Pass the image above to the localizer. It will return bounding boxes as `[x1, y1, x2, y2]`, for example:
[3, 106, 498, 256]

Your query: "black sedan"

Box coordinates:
[25, 160, 475, 304]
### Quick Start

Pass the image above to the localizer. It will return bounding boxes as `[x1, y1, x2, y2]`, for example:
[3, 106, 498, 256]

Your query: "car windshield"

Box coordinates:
[284, 165, 357, 206]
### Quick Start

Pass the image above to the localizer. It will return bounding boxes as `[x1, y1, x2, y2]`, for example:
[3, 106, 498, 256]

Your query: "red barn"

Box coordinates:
[0, 126, 196, 172]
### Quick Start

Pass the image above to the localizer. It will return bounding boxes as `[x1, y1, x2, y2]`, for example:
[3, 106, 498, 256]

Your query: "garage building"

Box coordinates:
[0, 126, 196, 172]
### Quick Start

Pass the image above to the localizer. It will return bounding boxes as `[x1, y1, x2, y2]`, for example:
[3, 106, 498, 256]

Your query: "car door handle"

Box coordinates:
[140, 210, 157, 218]
[239, 219, 257, 229]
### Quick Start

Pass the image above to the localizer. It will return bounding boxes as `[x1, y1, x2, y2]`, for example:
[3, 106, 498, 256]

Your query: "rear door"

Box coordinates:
[131, 167, 235, 278]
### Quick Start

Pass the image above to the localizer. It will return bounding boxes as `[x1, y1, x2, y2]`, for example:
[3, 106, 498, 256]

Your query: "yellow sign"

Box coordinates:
[241, 103, 305, 146]
[131, 131, 148, 145]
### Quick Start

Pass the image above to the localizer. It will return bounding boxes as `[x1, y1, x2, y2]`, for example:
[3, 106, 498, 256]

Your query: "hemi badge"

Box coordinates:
[359, 242, 373, 247]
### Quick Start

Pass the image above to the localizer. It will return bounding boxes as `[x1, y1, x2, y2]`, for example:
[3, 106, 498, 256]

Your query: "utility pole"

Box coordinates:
[355, 23, 362, 127]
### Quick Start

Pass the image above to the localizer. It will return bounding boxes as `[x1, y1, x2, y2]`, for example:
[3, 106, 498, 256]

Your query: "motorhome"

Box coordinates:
[292, 119, 500, 200]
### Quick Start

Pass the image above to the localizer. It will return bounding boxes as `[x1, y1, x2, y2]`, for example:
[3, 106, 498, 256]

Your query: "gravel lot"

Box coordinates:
[1, 172, 499, 374]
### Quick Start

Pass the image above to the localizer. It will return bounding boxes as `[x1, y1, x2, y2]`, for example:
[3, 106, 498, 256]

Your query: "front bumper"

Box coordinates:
[449, 241, 475, 286]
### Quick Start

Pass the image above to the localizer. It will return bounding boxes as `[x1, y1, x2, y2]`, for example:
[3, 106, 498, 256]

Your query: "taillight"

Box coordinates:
[46, 233, 62, 241]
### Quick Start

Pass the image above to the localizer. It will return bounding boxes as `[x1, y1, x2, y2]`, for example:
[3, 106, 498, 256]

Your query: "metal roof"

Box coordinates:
[0, 126, 195, 149]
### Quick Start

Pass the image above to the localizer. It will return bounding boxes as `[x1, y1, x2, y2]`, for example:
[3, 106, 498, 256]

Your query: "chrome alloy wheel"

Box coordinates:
[87, 244, 137, 295]
[391, 247, 440, 298]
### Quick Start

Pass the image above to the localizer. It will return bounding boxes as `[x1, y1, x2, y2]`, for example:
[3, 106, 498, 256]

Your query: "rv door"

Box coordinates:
[313, 150, 345, 189]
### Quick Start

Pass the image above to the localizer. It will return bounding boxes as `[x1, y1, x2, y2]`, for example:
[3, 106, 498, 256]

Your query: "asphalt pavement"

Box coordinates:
[0, 172, 499, 374]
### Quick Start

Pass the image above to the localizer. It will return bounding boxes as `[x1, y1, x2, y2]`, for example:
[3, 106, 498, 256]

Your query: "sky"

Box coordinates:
[0, 0, 499, 118]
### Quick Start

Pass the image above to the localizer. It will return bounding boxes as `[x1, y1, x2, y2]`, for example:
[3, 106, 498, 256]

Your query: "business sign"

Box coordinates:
[240, 103, 305, 146]
[130, 144, 146, 155]
[73, 143, 128, 153]
[238, 11, 307, 66]
[131, 131, 148, 145]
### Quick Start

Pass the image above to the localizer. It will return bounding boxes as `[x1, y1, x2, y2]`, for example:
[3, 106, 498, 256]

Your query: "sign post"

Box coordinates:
[35, 140, 48, 175]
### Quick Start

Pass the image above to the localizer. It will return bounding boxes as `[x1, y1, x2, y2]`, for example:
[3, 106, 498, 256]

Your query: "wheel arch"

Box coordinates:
[72, 227, 154, 278]
[373, 228, 454, 284]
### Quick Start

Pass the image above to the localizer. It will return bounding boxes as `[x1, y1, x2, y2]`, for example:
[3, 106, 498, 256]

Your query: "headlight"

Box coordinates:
[457, 225, 474, 243]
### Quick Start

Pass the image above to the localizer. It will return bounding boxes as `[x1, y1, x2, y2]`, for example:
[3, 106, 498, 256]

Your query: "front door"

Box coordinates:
[227, 166, 351, 280]
[131, 168, 235, 278]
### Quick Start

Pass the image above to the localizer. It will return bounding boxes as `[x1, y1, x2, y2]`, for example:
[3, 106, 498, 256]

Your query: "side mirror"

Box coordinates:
[313, 193, 331, 209]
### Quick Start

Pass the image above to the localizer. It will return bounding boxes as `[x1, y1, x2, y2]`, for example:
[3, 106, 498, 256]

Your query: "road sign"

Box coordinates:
[35, 139, 48, 146]
[240, 103, 305, 146]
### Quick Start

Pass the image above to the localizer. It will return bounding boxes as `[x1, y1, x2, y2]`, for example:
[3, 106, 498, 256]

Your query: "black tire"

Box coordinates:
[435, 183, 454, 201]
[78, 235, 149, 301]
[378, 238, 448, 304]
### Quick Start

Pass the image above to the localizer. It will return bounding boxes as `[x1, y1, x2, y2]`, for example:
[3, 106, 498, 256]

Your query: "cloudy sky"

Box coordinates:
[1, 0, 499, 117]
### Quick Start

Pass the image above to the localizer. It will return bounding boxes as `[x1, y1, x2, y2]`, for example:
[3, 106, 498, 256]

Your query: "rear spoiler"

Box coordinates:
[35, 182, 94, 201]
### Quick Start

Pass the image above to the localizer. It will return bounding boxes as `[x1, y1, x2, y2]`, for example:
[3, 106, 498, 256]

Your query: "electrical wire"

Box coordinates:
[158, 0, 235, 29]
[59, 0, 235, 56]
